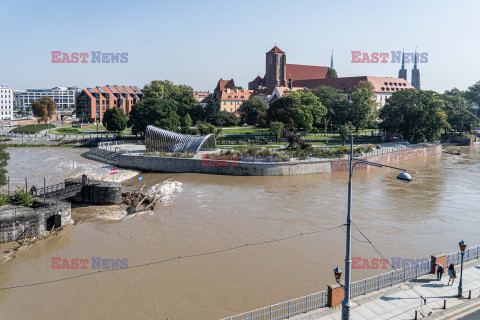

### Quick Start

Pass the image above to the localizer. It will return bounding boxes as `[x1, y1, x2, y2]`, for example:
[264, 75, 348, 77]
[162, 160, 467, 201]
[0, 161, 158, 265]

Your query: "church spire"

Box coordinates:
[411, 47, 421, 89]
[330, 50, 334, 69]
[398, 48, 407, 81]
[413, 47, 418, 70]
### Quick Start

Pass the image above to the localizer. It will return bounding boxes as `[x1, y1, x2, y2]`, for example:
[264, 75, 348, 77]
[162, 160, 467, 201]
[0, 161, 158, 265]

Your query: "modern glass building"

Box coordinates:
[0, 84, 14, 120]
[14, 86, 82, 110]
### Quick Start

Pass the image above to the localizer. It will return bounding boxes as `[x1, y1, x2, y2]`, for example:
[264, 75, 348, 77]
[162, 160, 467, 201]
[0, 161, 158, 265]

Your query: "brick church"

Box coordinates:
[248, 46, 329, 91]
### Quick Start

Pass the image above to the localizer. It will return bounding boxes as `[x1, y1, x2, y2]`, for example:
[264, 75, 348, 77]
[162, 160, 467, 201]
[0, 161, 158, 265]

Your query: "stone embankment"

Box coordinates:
[83, 144, 442, 176]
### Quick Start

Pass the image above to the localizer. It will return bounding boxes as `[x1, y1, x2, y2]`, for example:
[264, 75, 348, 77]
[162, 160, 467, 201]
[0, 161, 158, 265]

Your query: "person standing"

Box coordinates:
[437, 263, 445, 280]
[447, 264, 456, 285]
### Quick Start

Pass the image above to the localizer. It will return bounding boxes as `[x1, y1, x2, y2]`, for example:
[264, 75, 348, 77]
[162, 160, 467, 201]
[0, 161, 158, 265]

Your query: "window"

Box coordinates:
[279, 56, 282, 65]
[269, 56, 272, 64]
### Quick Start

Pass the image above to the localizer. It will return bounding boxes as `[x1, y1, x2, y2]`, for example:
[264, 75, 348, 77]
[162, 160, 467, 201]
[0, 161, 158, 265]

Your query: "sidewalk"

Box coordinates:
[293, 261, 480, 320]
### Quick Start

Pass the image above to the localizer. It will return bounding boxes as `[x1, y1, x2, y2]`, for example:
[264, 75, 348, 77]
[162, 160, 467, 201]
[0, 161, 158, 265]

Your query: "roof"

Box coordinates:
[252, 75, 263, 83]
[145, 125, 216, 154]
[267, 46, 285, 54]
[77, 85, 142, 100]
[286, 64, 329, 81]
[215, 79, 235, 94]
[268, 86, 304, 102]
[292, 76, 414, 93]
[220, 89, 253, 101]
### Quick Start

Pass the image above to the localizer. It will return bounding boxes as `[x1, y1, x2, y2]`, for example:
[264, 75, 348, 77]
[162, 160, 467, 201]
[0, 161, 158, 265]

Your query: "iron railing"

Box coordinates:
[220, 290, 328, 320]
[447, 245, 480, 266]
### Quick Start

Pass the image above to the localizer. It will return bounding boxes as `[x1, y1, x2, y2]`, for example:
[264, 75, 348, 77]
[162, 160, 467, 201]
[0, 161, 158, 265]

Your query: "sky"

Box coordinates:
[1, 0, 479, 93]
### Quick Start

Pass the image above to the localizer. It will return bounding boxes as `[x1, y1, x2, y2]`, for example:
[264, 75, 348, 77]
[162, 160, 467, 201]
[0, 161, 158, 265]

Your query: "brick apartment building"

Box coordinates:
[75, 85, 143, 122]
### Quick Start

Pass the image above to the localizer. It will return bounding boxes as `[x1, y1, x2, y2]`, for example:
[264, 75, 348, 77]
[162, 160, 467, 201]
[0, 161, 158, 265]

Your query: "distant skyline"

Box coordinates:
[1, 0, 479, 93]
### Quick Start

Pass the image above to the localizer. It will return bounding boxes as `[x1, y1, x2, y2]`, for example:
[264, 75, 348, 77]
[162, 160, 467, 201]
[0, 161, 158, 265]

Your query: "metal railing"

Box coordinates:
[220, 290, 328, 320]
[447, 245, 480, 266]
[2, 131, 114, 140]
[350, 260, 431, 298]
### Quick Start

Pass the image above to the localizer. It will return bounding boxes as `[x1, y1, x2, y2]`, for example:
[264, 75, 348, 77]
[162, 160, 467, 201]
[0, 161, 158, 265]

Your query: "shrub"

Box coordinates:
[0, 193, 11, 206]
[10, 123, 55, 134]
[13, 188, 34, 206]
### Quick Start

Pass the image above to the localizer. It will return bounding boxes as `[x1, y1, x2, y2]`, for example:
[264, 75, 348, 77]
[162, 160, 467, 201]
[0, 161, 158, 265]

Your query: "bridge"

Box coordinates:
[33, 177, 86, 200]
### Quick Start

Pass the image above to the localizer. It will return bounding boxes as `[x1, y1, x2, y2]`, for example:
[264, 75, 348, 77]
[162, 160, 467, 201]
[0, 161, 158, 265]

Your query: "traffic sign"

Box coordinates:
[110, 168, 118, 175]
[138, 175, 143, 181]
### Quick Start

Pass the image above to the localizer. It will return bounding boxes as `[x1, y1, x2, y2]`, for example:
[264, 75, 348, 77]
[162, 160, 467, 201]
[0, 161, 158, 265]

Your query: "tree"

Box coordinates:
[441, 98, 479, 134]
[237, 96, 267, 125]
[465, 81, 480, 116]
[268, 121, 284, 142]
[31, 96, 56, 122]
[205, 93, 221, 125]
[197, 123, 217, 135]
[181, 113, 193, 133]
[219, 110, 239, 127]
[142, 80, 197, 117]
[337, 124, 351, 146]
[379, 89, 449, 143]
[349, 81, 376, 131]
[102, 107, 127, 132]
[311, 86, 347, 131]
[128, 97, 180, 135]
[326, 67, 338, 78]
[187, 103, 207, 124]
[267, 91, 326, 131]
[0, 144, 9, 187]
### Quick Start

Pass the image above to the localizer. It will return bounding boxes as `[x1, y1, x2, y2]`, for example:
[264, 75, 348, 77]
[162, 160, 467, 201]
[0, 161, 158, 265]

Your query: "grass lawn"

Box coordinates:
[49, 124, 132, 135]
[10, 123, 55, 134]
[221, 126, 269, 135]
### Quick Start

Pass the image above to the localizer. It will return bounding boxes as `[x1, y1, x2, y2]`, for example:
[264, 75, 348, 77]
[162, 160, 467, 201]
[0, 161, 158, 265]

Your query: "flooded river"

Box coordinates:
[0, 146, 479, 319]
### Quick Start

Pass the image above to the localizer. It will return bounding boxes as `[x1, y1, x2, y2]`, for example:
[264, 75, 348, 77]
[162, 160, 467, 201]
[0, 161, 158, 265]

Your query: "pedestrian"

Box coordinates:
[436, 263, 444, 280]
[447, 264, 456, 286]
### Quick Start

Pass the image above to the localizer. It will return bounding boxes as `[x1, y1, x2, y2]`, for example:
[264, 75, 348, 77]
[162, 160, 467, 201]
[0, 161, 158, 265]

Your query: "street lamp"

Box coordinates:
[458, 240, 467, 297]
[341, 136, 412, 320]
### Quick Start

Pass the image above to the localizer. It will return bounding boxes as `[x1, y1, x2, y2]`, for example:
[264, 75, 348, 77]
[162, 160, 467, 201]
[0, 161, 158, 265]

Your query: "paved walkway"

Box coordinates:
[293, 261, 480, 320]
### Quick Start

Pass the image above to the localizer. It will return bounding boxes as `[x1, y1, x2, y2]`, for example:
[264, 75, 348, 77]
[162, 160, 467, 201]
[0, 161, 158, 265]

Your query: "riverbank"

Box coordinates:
[82, 144, 442, 176]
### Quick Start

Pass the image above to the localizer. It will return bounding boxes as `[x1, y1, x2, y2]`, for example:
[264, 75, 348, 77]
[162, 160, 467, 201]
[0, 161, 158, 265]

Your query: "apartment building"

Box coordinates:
[0, 84, 13, 120]
[14, 86, 82, 110]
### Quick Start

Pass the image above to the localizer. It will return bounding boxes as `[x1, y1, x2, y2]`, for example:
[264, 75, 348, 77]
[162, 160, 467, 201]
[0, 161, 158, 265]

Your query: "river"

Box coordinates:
[0, 146, 479, 319]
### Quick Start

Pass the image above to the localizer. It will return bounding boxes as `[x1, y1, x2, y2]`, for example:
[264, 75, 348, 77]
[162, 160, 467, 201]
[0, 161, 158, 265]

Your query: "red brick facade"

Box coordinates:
[76, 85, 143, 122]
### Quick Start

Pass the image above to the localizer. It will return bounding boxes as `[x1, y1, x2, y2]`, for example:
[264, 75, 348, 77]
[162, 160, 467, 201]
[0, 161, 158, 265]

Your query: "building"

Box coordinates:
[14, 86, 82, 110]
[75, 85, 143, 122]
[411, 49, 421, 89]
[220, 88, 253, 112]
[0, 84, 13, 120]
[214, 79, 235, 95]
[248, 46, 329, 101]
[398, 49, 407, 82]
[194, 91, 209, 106]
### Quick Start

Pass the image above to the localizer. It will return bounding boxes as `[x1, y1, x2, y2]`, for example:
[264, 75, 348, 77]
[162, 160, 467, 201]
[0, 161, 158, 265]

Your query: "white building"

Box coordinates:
[0, 84, 14, 120]
[14, 86, 82, 110]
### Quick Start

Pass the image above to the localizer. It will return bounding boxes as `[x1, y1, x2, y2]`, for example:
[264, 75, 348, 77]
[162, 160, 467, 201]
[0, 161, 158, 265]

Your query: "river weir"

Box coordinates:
[0, 146, 479, 320]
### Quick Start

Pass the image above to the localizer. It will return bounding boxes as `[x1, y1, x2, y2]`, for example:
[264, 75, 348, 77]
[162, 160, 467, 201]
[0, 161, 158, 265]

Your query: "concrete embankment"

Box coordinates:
[82, 144, 442, 176]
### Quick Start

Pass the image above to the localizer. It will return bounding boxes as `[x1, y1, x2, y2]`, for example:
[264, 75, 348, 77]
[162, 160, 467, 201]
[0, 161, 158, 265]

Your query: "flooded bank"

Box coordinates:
[0, 146, 479, 319]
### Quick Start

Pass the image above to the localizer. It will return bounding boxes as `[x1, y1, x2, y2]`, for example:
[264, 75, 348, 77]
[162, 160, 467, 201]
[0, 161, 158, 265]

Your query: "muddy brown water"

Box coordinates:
[0, 146, 479, 319]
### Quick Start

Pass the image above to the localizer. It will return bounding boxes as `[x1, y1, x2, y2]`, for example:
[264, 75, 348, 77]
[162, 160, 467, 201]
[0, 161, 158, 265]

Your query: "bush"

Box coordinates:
[13, 188, 34, 206]
[0, 193, 11, 206]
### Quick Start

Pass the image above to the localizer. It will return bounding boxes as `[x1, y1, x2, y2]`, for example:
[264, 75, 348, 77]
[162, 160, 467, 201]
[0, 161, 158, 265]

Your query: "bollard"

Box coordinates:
[443, 299, 447, 309]
[469, 290, 472, 299]
[414, 310, 418, 320]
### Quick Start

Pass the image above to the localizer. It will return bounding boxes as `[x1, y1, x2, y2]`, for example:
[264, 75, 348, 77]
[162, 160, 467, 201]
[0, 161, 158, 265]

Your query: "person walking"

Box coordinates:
[447, 264, 456, 286]
[437, 263, 445, 280]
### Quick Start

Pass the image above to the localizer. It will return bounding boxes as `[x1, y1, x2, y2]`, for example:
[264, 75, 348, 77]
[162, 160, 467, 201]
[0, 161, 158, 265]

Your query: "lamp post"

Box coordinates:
[458, 240, 467, 297]
[341, 136, 412, 320]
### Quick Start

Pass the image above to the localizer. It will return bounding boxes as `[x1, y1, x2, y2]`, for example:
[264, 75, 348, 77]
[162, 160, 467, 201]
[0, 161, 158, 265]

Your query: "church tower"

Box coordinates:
[398, 49, 407, 82]
[411, 48, 421, 89]
[265, 46, 286, 87]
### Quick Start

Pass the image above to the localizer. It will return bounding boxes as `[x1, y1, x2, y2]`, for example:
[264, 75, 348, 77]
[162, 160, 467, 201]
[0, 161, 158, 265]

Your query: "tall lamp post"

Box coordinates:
[341, 136, 412, 320]
[458, 240, 467, 297]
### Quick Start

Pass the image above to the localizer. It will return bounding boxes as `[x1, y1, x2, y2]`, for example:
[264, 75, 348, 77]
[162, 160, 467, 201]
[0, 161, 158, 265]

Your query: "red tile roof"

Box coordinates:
[220, 88, 253, 101]
[251, 75, 263, 83]
[286, 64, 329, 81]
[267, 46, 285, 54]
[215, 78, 235, 94]
[292, 76, 414, 93]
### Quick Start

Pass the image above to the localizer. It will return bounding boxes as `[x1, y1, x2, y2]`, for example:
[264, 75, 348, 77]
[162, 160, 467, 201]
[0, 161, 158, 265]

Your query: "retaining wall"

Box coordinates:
[83, 144, 442, 176]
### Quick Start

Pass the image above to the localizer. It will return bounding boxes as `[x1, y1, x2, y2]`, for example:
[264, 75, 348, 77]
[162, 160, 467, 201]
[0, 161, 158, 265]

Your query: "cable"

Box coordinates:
[0, 225, 343, 291]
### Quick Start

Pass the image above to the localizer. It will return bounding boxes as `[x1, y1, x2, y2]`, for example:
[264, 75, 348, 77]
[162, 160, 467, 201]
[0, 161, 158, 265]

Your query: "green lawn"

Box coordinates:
[10, 123, 55, 134]
[49, 124, 132, 135]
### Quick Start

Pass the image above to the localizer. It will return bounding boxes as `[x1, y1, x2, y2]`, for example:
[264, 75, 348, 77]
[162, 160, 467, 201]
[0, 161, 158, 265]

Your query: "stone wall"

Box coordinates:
[0, 200, 72, 243]
[83, 144, 442, 176]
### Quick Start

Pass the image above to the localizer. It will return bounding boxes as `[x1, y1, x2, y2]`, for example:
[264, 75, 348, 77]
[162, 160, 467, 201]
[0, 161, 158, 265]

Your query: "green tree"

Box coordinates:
[142, 80, 196, 117]
[326, 67, 338, 78]
[337, 124, 351, 146]
[31, 96, 56, 122]
[197, 123, 217, 135]
[349, 81, 376, 132]
[465, 81, 480, 116]
[128, 97, 180, 135]
[219, 110, 239, 127]
[267, 91, 326, 131]
[187, 103, 207, 124]
[237, 96, 268, 126]
[268, 121, 284, 142]
[0, 144, 9, 187]
[205, 93, 221, 125]
[311, 86, 346, 131]
[441, 97, 479, 134]
[181, 113, 193, 133]
[379, 89, 449, 143]
[102, 107, 127, 132]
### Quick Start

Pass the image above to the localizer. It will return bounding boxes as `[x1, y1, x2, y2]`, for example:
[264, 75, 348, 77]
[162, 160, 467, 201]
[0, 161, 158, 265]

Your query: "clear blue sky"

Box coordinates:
[1, 0, 479, 92]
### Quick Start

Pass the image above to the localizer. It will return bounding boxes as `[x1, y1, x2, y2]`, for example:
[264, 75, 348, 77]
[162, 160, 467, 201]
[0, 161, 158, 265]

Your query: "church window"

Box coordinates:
[279, 56, 282, 65]
[269, 56, 272, 64]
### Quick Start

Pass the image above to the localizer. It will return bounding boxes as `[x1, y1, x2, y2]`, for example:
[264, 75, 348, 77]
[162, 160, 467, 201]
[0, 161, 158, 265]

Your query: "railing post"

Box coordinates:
[287, 301, 290, 318]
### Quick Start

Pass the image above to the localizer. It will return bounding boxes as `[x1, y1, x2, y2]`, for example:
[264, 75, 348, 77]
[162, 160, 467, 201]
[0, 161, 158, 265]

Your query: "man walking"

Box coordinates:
[437, 263, 445, 280]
